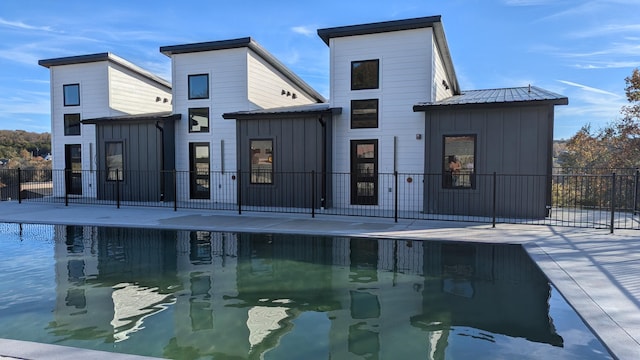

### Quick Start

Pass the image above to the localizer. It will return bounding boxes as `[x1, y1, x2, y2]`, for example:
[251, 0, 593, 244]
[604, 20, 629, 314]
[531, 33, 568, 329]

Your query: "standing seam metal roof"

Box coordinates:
[413, 86, 568, 110]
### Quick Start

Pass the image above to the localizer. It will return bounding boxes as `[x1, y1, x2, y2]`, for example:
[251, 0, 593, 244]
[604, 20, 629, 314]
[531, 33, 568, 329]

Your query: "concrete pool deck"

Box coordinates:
[0, 202, 638, 359]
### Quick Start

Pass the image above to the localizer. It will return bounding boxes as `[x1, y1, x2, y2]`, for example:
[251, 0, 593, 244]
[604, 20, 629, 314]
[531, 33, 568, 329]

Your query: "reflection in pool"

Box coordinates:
[0, 224, 611, 359]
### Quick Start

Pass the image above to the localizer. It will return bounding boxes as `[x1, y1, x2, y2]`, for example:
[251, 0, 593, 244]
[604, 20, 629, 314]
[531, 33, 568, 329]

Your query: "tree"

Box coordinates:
[560, 68, 640, 172]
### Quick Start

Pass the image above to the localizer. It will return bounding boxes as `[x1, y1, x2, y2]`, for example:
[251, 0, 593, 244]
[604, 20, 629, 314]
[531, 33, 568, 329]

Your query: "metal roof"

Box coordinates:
[82, 112, 181, 124]
[413, 86, 568, 111]
[160, 37, 326, 103]
[317, 16, 459, 95]
[38, 53, 171, 89]
[222, 103, 341, 120]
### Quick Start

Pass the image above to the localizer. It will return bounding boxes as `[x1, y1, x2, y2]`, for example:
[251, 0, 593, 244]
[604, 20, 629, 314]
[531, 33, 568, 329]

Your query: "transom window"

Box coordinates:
[63, 84, 80, 106]
[188, 74, 209, 100]
[351, 59, 379, 90]
[189, 107, 210, 133]
[443, 135, 476, 189]
[106, 141, 124, 181]
[250, 139, 273, 184]
[63, 114, 81, 136]
[351, 99, 378, 129]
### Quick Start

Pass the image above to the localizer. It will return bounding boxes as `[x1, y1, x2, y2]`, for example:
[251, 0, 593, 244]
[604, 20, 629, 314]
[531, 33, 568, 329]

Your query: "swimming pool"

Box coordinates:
[0, 223, 611, 359]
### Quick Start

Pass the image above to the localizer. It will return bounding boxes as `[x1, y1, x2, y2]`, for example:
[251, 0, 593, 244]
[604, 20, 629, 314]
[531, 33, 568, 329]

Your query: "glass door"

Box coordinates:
[350, 140, 378, 205]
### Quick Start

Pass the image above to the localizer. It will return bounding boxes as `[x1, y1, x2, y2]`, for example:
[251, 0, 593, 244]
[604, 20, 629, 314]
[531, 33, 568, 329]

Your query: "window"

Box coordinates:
[188, 74, 209, 100]
[63, 84, 80, 106]
[106, 142, 124, 181]
[64, 114, 81, 136]
[443, 135, 476, 189]
[350, 140, 378, 205]
[351, 59, 379, 90]
[250, 140, 273, 184]
[351, 99, 378, 129]
[188, 107, 209, 133]
[189, 143, 210, 199]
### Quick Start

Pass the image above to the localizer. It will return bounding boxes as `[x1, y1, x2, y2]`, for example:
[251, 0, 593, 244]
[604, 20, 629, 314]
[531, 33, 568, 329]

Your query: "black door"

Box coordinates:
[65, 144, 82, 195]
[189, 143, 210, 199]
[350, 139, 378, 205]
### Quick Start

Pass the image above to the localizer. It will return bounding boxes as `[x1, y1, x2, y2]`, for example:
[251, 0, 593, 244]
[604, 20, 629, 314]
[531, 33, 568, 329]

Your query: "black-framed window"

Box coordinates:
[106, 141, 124, 181]
[250, 139, 273, 184]
[189, 143, 210, 199]
[64, 114, 81, 136]
[188, 74, 209, 100]
[443, 135, 476, 189]
[63, 84, 80, 106]
[351, 99, 378, 129]
[189, 107, 209, 133]
[351, 59, 379, 90]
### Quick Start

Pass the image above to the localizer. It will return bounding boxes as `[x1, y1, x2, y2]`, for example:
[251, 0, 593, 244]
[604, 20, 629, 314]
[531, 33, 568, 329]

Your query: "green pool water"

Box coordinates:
[0, 223, 611, 359]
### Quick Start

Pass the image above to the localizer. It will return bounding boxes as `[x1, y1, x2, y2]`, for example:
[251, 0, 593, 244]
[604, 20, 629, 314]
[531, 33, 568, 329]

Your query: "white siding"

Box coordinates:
[328, 28, 434, 210]
[246, 50, 317, 108]
[433, 42, 454, 101]
[108, 63, 172, 115]
[171, 48, 249, 203]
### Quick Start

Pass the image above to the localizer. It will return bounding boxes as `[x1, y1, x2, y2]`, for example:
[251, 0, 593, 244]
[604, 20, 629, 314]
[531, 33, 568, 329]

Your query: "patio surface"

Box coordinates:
[0, 201, 638, 359]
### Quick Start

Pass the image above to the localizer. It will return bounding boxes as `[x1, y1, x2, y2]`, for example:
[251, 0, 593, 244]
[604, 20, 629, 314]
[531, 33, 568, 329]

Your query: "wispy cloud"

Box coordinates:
[557, 80, 621, 97]
[291, 26, 315, 37]
[0, 18, 58, 33]
[568, 23, 640, 38]
[503, 0, 554, 5]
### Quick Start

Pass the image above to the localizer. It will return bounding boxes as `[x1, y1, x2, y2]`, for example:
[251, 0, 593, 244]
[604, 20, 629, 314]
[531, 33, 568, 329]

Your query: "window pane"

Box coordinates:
[63, 84, 80, 106]
[250, 140, 273, 184]
[351, 60, 379, 90]
[188, 74, 209, 100]
[64, 114, 81, 136]
[356, 143, 375, 158]
[351, 99, 378, 129]
[189, 107, 209, 132]
[189, 143, 210, 199]
[106, 142, 123, 181]
[443, 135, 476, 189]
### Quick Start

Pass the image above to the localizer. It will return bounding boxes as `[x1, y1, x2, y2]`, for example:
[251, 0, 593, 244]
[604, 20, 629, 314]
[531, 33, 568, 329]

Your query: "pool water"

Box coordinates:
[0, 223, 611, 359]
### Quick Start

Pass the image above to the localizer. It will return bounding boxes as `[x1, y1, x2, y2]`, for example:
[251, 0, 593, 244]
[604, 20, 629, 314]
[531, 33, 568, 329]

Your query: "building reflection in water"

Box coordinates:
[48, 225, 562, 359]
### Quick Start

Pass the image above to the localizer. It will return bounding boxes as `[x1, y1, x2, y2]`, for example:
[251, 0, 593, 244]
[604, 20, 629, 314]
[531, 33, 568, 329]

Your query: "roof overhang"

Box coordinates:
[160, 37, 326, 103]
[82, 112, 181, 124]
[38, 52, 171, 90]
[223, 104, 341, 120]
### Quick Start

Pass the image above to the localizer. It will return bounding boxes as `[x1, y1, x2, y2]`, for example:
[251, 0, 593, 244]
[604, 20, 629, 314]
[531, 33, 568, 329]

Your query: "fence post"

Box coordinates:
[237, 170, 242, 215]
[65, 169, 69, 206]
[17, 168, 22, 204]
[173, 169, 177, 212]
[634, 169, 639, 216]
[311, 171, 316, 218]
[116, 169, 121, 209]
[394, 171, 398, 223]
[492, 172, 497, 228]
[610, 172, 616, 234]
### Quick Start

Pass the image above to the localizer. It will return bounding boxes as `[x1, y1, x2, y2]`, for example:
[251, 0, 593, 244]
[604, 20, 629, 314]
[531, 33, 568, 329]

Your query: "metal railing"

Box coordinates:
[1, 168, 638, 232]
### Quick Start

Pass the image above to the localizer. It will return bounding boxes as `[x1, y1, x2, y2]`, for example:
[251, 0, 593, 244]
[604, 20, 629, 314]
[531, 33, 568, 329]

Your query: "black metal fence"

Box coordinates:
[1, 168, 638, 232]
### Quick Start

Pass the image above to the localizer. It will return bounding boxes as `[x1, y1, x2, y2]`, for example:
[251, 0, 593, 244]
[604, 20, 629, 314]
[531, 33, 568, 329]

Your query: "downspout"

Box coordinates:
[155, 121, 165, 202]
[318, 115, 327, 209]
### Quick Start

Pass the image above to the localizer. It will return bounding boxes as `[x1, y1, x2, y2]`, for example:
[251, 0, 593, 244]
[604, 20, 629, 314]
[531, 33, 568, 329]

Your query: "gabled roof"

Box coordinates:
[160, 37, 326, 103]
[317, 15, 459, 95]
[222, 103, 342, 120]
[38, 52, 171, 89]
[413, 86, 569, 111]
[82, 112, 181, 124]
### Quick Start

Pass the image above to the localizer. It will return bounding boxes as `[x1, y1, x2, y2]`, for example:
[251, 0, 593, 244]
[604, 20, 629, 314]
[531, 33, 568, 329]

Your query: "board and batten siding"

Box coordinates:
[424, 104, 554, 218]
[108, 63, 172, 115]
[328, 28, 435, 210]
[247, 50, 318, 109]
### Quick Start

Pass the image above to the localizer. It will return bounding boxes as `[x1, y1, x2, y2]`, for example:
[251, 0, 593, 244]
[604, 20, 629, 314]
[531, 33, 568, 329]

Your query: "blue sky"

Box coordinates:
[0, 0, 638, 140]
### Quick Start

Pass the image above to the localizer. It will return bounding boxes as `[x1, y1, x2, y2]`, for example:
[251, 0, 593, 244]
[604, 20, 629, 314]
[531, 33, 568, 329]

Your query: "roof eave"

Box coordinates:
[222, 107, 341, 120]
[413, 98, 569, 112]
[82, 113, 181, 124]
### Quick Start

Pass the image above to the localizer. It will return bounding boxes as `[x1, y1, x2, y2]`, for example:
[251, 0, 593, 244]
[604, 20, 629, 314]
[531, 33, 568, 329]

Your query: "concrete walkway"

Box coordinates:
[0, 202, 638, 359]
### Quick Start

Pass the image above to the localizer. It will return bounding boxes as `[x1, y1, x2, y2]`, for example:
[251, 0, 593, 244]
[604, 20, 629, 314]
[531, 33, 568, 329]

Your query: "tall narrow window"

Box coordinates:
[188, 74, 209, 100]
[64, 114, 81, 136]
[250, 139, 273, 184]
[106, 141, 124, 181]
[350, 139, 378, 205]
[189, 107, 210, 133]
[351, 99, 378, 129]
[443, 135, 476, 189]
[351, 59, 379, 90]
[63, 84, 80, 106]
[189, 143, 210, 199]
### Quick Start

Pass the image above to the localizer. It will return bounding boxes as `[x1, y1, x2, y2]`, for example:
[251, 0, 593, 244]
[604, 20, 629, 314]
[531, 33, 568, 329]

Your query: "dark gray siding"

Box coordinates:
[95, 119, 176, 202]
[237, 114, 332, 208]
[423, 104, 554, 218]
